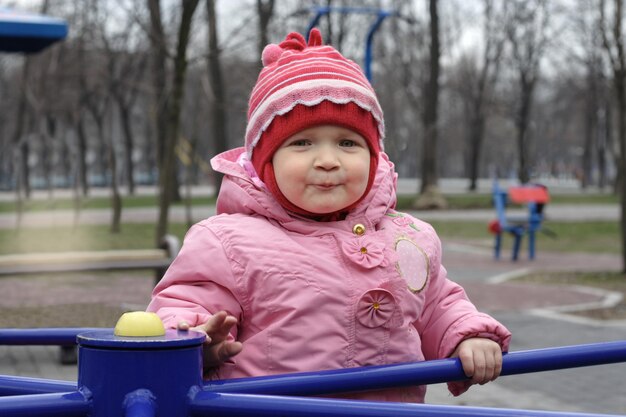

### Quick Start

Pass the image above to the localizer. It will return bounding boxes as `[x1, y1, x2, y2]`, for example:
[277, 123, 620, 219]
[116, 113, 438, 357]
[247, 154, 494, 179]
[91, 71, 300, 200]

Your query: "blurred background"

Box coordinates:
[0, 0, 621, 196]
[1, 2, 625, 412]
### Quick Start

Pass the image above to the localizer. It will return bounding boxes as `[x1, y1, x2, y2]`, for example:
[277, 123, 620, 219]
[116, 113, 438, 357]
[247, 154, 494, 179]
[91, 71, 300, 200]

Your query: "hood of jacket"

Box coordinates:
[210, 147, 398, 232]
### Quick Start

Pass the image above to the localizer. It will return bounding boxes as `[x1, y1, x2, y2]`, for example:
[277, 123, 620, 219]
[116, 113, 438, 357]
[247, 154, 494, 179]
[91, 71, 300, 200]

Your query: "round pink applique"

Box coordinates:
[356, 289, 397, 328]
[395, 238, 429, 292]
[342, 236, 386, 269]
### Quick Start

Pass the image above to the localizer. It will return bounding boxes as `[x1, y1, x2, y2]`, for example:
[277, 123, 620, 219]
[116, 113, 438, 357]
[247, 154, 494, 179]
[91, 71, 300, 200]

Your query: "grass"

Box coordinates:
[0, 194, 217, 214]
[0, 219, 619, 255]
[0, 224, 190, 254]
[0, 190, 620, 255]
[0, 191, 617, 214]
[429, 220, 621, 254]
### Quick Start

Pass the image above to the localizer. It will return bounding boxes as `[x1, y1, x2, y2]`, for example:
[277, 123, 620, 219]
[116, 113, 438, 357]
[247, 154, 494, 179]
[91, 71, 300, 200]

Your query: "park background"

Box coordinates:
[0, 0, 626, 413]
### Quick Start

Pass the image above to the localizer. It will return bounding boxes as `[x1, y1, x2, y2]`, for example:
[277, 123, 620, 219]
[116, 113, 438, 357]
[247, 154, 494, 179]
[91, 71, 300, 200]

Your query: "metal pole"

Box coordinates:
[189, 391, 617, 417]
[305, 6, 399, 82]
[0, 391, 90, 417]
[204, 340, 626, 396]
[0, 375, 77, 396]
[0, 328, 101, 345]
[364, 12, 390, 81]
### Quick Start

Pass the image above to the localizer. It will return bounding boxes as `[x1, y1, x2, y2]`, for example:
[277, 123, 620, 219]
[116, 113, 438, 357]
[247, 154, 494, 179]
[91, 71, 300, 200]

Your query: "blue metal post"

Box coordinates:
[77, 329, 205, 417]
[0, 375, 76, 396]
[0, 391, 91, 417]
[189, 391, 617, 417]
[305, 6, 397, 82]
[364, 12, 390, 81]
[0, 328, 101, 345]
[204, 341, 626, 397]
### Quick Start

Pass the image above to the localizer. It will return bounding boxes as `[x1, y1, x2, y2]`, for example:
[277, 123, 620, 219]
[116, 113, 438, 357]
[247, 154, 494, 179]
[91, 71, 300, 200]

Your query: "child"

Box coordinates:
[147, 28, 511, 403]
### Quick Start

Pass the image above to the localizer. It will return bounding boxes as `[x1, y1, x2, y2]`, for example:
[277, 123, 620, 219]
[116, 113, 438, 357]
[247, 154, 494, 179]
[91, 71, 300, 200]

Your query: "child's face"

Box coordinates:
[272, 125, 371, 214]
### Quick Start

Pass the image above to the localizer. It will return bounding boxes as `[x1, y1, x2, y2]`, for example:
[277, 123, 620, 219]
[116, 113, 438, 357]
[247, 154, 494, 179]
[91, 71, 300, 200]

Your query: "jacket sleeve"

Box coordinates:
[411, 227, 511, 396]
[146, 222, 243, 338]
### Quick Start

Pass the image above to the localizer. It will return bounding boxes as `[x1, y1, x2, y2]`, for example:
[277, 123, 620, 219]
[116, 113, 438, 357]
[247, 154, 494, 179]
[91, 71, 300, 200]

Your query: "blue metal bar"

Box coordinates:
[123, 389, 156, 417]
[0, 390, 90, 417]
[189, 391, 618, 417]
[364, 13, 390, 81]
[0, 328, 103, 345]
[305, 6, 399, 82]
[204, 341, 626, 396]
[0, 375, 77, 396]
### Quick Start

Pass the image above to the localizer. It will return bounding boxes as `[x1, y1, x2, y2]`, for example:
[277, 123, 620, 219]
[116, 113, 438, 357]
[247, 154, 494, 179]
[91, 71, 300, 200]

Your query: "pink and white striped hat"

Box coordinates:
[246, 28, 385, 216]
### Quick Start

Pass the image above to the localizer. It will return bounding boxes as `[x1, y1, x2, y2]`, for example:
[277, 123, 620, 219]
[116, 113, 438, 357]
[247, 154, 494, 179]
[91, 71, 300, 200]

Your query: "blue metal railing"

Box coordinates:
[1, 327, 625, 417]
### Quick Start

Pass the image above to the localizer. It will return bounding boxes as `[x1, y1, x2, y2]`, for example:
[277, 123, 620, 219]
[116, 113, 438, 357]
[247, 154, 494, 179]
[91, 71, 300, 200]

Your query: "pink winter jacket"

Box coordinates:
[147, 147, 511, 403]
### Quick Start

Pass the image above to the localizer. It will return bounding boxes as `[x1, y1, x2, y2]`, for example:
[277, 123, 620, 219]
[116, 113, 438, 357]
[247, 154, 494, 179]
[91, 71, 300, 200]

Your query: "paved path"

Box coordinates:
[0, 202, 620, 230]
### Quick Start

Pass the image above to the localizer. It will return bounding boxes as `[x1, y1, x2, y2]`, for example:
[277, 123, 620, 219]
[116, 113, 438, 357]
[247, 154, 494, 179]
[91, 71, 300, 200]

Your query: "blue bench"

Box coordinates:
[490, 183, 549, 261]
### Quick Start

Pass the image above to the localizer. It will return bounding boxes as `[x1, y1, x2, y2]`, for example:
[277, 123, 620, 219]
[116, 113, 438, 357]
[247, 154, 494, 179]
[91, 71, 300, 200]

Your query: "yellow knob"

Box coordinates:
[114, 311, 165, 337]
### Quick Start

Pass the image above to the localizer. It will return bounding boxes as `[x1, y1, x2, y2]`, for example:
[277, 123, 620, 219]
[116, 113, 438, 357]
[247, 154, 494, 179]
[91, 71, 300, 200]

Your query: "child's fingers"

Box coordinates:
[472, 350, 502, 385]
[204, 341, 243, 367]
[202, 311, 238, 344]
[177, 320, 190, 331]
[455, 347, 476, 379]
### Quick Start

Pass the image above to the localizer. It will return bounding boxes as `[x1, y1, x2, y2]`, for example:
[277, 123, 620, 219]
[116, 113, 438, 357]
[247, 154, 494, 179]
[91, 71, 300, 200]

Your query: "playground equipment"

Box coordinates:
[490, 182, 550, 261]
[304, 6, 415, 82]
[0, 7, 68, 53]
[1, 312, 626, 416]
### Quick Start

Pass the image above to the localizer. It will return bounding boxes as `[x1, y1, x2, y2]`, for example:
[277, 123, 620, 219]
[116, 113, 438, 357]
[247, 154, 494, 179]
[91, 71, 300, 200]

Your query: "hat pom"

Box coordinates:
[262, 43, 283, 67]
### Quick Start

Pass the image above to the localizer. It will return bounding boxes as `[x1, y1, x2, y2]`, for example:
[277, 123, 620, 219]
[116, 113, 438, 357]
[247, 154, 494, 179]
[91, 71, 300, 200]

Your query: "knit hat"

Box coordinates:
[246, 28, 385, 216]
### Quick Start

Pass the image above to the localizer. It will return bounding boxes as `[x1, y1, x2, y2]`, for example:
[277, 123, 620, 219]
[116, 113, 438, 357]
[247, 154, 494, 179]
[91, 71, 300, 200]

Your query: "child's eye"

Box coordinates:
[339, 139, 357, 147]
[289, 139, 311, 147]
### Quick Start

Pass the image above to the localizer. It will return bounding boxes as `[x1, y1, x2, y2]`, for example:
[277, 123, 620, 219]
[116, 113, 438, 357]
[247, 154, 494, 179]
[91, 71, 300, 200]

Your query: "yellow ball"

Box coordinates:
[114, 311, 166, 337]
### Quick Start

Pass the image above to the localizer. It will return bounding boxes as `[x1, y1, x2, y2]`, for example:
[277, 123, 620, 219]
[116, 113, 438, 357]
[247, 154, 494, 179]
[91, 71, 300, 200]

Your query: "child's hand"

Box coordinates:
[450, 337, 503, 386]
[178, 311, 243, 368]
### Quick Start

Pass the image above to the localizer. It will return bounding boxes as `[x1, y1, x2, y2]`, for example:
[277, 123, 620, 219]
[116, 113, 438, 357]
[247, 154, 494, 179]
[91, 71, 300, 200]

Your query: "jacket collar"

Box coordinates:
[210, 147, 397, 234]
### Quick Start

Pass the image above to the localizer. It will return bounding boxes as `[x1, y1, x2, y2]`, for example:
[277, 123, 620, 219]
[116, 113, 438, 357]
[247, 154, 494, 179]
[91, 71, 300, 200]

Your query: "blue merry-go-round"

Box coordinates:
[1, 313, 626, 417]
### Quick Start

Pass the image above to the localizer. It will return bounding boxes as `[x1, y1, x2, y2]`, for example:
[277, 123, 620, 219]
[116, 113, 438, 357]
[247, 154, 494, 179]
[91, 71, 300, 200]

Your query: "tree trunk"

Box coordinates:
[421, 0, 440, 193]
[156, 0, 200, 245]
[256, 0, 275, 64]
[414, 0, 446, 210]
[207, 0, 228, 196]
[600, 0, 626, 272]
[76, 115, 89, 196]
[119, 104, 136, 195]
[467, 112, 485, 191]
[516, 76, 533, 184]
[13, 57, 31, 201]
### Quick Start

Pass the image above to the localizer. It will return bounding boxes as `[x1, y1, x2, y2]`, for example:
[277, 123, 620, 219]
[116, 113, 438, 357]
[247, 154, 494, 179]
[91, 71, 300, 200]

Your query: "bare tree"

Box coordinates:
[414, 0, 446, 209]
[257, 0, 275, 62]
[454, 0, 507, 191]
[102, 18, 148, 196]
[572, 1, 609, 189]
[505, 0, 549, 184]
[599, 0, 626, 273]
[154, 0, 201, 245]
[206, 0, 228, 196]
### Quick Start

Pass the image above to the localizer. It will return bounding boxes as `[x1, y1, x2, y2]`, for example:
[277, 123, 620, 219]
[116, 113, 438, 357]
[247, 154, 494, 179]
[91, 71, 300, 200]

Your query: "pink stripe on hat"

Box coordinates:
[245, 28, 384, 159]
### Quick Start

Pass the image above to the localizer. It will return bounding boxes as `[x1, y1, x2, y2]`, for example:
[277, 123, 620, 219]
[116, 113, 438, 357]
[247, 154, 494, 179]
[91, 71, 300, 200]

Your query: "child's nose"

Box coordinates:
[314, 146, 340, 170]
